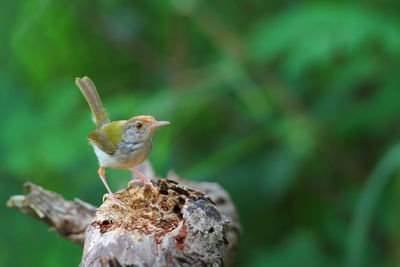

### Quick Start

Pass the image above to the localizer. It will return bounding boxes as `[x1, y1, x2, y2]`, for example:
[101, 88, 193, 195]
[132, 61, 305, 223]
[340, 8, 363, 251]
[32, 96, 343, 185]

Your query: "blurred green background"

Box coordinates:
[1, 0, 400, 266]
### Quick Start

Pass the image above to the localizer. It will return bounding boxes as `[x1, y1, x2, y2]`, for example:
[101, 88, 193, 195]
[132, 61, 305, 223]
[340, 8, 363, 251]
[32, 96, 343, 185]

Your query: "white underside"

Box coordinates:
[91, 142, 150, 169]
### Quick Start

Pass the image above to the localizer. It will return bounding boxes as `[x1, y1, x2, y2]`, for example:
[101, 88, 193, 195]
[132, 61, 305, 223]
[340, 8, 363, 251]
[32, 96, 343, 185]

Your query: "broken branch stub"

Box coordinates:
[81, 179, 238, 266]
[6, 162, 240, 267]
[6, 182, 97, 246]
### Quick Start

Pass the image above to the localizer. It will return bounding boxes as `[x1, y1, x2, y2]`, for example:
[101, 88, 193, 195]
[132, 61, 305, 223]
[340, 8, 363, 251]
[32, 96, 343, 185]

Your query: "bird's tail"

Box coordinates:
[75, 76, 110, 127]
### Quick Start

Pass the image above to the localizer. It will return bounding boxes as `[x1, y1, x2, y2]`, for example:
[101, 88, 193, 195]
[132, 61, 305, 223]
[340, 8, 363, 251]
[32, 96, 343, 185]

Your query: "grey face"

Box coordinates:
[124, 120, 153, 143]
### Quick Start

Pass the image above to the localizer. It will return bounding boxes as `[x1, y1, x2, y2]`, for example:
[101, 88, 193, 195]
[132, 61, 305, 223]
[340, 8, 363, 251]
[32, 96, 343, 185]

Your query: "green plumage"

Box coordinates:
[88, 121, 127, 155]
[76, 76, 127, 155]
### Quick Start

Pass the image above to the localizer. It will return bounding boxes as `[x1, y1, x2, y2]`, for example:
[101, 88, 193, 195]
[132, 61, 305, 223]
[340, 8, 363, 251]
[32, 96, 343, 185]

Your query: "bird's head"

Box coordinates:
[124, 115, 170, 142]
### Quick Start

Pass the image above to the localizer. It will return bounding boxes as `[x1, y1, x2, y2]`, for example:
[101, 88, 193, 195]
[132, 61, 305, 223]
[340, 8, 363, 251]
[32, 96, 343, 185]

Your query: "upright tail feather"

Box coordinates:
[76, 76, 110, 127]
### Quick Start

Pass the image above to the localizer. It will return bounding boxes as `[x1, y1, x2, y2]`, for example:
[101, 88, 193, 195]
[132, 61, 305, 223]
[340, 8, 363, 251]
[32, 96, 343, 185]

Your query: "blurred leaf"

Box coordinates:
[250, 231, 333, 267]
[248, 4, 400, 76]
[2, 1, 400, 266]
[346, 143, 400, 267]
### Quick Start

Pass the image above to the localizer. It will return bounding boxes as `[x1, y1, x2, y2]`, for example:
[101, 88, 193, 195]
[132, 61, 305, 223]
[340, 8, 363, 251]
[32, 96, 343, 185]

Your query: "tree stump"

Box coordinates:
[7, 168, 240, 266]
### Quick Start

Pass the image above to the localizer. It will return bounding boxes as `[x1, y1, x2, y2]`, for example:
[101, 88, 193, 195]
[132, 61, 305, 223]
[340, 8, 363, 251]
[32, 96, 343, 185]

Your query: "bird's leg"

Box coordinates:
[98, 167, 125, 209]
[128, 168, 156, 192]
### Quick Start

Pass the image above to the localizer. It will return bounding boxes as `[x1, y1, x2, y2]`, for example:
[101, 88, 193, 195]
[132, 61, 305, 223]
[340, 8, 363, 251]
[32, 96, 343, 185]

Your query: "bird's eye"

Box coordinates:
[135, 122, 144, 129]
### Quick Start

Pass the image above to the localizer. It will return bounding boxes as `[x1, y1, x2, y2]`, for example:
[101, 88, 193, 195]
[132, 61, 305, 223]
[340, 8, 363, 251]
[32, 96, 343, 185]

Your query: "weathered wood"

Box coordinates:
[82, 177, 239, 266]
[170, 172, 240, 267]
[7, 164, 240, 266]
[6, 182, 97, 246]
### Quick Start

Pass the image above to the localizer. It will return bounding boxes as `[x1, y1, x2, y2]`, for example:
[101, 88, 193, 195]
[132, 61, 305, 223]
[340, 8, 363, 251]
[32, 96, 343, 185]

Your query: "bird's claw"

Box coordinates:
[128, 179, 157, 193]
[103, 193, 126, 209]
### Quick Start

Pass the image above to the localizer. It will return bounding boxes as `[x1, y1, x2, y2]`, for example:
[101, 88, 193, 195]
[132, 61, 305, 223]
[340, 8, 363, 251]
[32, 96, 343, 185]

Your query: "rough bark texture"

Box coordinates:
[6, 182, 97, 246]
[7, 163, 240, 267]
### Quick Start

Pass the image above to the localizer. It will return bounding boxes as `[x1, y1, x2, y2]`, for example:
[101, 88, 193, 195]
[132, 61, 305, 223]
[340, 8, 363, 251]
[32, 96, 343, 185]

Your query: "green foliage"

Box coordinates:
[347, 144, 400, 267]
[1, 0, 400, 266]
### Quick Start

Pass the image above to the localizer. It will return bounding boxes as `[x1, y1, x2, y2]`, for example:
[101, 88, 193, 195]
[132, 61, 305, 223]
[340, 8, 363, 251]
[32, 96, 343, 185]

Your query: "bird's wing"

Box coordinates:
[88, 121, 126, 155]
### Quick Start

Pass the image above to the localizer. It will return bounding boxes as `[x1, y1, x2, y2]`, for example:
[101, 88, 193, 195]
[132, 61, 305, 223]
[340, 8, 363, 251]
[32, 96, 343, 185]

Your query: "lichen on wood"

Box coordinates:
[7, 164, 240, 267]
[82, 178, 237, 266]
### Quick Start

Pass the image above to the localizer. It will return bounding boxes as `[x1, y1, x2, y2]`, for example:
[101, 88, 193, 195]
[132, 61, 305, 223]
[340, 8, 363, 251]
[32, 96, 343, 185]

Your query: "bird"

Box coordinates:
[75, 76, 169, 208]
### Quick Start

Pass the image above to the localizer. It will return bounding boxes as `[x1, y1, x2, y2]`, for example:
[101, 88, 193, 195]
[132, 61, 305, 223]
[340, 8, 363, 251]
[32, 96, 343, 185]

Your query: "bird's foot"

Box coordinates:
[102, 193, 126, 209]
[129, 168, 157, 193]
[128, 175, 151, 185]
[128, 177, 157, 193]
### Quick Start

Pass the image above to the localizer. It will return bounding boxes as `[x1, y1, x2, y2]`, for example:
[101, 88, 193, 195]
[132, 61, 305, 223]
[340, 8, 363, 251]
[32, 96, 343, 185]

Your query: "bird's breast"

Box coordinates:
[92, 140, 152, 169]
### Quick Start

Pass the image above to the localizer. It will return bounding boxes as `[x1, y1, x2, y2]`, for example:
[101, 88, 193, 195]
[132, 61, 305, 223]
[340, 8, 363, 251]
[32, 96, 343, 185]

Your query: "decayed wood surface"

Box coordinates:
[6, 182, 97, 246]
[7, 163, 240, 267]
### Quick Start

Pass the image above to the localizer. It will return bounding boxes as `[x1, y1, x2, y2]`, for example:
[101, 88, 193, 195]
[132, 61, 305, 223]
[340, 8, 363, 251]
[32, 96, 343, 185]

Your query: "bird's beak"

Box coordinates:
[150, 121, 170, 130]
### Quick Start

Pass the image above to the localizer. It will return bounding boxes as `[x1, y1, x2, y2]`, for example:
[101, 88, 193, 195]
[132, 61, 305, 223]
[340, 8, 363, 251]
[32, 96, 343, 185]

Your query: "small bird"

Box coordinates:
[76, 76, 169, 208]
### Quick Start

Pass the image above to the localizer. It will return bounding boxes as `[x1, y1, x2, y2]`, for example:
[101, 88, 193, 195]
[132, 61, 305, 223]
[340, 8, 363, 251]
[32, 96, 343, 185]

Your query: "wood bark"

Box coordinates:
[7, 164, 240, 267]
